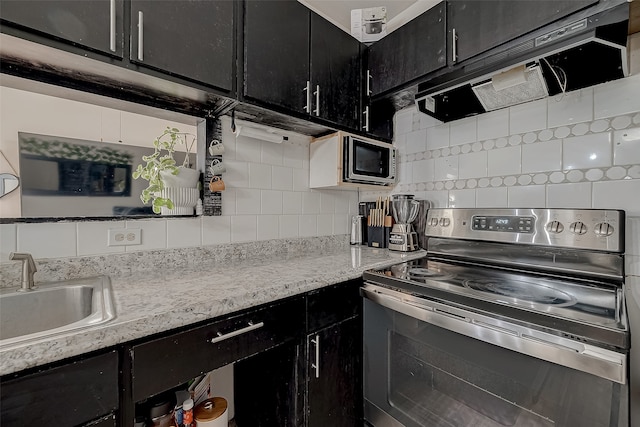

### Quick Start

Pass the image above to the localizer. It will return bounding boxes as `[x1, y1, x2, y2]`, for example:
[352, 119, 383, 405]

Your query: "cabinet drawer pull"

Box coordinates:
[452, 28, 458, 63]
[303, 81, 311, 113]
[363, 106, 370, 132]
[311, 334, 320, 378]
[109, 0, 116, 52]
[209, 321, 264, 344]
[137, 11, 144, 61]
[313, 85, 320, 116]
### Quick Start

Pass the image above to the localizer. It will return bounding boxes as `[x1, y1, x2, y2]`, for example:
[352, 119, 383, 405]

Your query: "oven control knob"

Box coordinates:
[439, 218, 451, 227]
[594, 222, 614, 236]
[428, 217, 439, 227]
[545, 221, 564, 233]
[569, 221, 587, 235]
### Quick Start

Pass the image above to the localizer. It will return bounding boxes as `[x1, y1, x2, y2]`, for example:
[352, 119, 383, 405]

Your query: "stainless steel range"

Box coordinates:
[362, 208, 629, 427]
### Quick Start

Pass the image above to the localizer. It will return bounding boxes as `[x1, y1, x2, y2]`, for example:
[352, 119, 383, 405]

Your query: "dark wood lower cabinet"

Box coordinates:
[307, 317, 362, 427]
[0, 350, 119, 426]
[1, 281, 363, 427]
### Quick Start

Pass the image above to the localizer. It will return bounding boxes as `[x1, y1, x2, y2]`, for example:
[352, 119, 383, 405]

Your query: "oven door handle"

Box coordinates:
[362, 285, 627, 384]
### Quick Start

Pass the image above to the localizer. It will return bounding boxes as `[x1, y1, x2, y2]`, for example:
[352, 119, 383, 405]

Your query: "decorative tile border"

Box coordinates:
[396, 113, 640, 193]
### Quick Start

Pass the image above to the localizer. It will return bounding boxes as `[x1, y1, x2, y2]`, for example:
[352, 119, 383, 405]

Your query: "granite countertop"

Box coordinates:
[0, 246, 425, 376]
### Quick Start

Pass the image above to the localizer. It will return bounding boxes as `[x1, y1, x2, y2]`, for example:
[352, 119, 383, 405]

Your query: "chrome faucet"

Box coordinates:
[9, 252, 38, 292]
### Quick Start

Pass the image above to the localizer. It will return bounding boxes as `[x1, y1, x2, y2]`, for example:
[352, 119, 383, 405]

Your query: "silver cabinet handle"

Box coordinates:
[313, 85, 320, 116]
[363, 106, 370, 132]
[366, 69, 372, 96]
[452, 28, 458, 63]
[109, 0, 116, 52]
[137, 11, 144, 61]
[209, 321, 264, 344]
[311, 334, 320, 378]
[303, 80, 311, 113]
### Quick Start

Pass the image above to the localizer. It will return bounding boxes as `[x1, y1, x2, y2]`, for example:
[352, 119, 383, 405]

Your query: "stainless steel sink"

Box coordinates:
[0, 276, 116, 348]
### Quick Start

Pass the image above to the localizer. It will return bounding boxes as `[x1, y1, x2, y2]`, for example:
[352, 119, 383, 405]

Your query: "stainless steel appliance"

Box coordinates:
[351, 215, 364, 245]
[363, 208, 629, 427]
[388, 195, 420, 252]
[309, 132, 397, 188]
[415, 1, 629, 122]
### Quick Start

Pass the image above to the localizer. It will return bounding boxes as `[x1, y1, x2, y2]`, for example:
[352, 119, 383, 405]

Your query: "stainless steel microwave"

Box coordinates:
[342, 135, 396, 185]
[310, 132, 397, 189]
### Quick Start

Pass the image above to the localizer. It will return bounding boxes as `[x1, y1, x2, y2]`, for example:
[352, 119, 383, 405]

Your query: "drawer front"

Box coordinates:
[0, 350, 119, 426]
[131, 297, 305, 401]
[307, 279, 362, 333]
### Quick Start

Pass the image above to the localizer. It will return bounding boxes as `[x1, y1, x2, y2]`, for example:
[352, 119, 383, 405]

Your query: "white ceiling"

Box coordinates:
[299, 0, 440, 35]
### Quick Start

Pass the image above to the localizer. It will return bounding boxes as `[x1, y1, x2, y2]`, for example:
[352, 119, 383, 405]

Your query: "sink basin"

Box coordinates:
[0, 276, 115, 348]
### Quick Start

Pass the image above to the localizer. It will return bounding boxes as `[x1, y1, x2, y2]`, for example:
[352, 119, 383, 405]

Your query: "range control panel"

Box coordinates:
[472, 216, 534, 233]
[425, 208, 624, 252]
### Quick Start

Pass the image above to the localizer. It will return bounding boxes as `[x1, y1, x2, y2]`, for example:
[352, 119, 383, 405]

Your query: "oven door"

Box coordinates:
[362, 285, 629, 427]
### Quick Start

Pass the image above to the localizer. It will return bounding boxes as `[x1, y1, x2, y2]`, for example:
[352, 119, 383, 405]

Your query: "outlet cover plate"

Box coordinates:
[108, 228, 141, 246]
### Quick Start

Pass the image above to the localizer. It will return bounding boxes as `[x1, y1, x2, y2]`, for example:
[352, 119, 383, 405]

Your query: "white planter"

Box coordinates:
[160, 167, 200, 188]
[159, 187, 199, 215]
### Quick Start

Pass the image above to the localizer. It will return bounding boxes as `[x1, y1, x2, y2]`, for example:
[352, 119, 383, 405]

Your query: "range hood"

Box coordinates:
[416, 1, 630, 122]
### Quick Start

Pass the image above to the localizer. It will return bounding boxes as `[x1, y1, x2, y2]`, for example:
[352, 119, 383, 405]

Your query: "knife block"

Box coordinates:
[367, 226, 389, 248]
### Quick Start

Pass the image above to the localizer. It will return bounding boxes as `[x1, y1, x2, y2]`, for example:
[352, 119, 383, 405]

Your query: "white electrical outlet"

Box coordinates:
[108, 228, 142, 246]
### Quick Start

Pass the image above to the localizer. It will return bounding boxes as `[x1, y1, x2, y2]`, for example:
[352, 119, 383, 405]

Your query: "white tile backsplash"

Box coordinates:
[77, 221, 125, 256]
[434, 157, 458, 181]
[476, 187, 507, 208]
[426, 124, 450, 150]
[167, 218, 202, 248]
[546, 182, 592, 208]
[626, 216, 640, 257]
[488, 146, 521, 176]
[405, 129, 427, 154]
[261, 142, 284, 165]
[509, 98, 547, 134]
[317, 214, 334, 236]
[450, 117, 477, 146]
[299, 214, 318, 237]
[563, 133, 612, 170]
[594, 73, 640, 119]
[202, 216, 231, 245]
[592, 180, 640, 215]
[249, 163, 272, 189]
[507, 185, 545, 207]
[257, 215, 280, 241]
[261, 190, 283, 215]
[458, 151, 487, 179]
[279, 215, 299, 238]
[17, 223, 77, 258]
[0, 224, 17, 260]
[613, 127, 640, 166]
[547, 88, 593, 127]
[236, 188, 262, 215]
[128, 219, 167, 251]
[320, 192, 336, 214]
[235, 136, 262, 163]
[302, 192, 321, 214]
[521, 140, 562, 173]
[231, 215, 257, 242]
[413, 159, 436, 182]
[272, 166, 294, 191]
[448, 189, 475, 208]
[282, 191, 302, 214]
[477, 109, 509, 141]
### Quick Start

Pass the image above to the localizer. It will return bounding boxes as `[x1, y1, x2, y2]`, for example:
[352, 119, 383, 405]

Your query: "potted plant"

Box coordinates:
[132, 127, 199, 214]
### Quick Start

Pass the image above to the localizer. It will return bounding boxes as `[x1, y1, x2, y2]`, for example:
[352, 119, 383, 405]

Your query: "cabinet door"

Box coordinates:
[307, 317, 362, 427]
[310, 13, 361, 130]
[448, 0, 598, 64]
[0, 350, 119, 426]
[130, 0, 234, 91]
[0, 0, 124, 57]
[367, 3, 446, 97]
[244, 0, 310, 114]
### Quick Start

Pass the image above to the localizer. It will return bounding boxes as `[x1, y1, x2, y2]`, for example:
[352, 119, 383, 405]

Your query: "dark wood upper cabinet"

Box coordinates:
[243, 0, 310, 113]
[0, 0, 125, 57]
[367, 2, 446, 97]
[310, 13, 361, 130]
[448, 0, 598, 64]
[129, 0, 234, 92]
